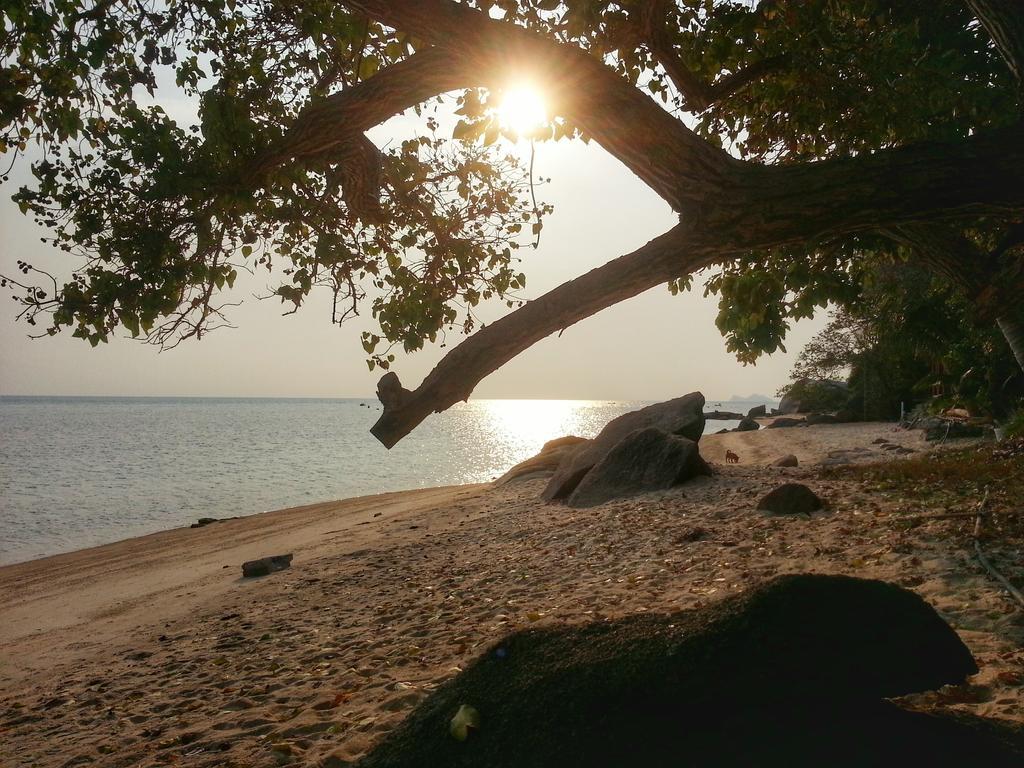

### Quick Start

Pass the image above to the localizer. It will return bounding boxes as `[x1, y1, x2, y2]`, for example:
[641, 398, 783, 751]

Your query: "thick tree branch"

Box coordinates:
[967, 0, 1024, 83]
[246, 48, 468, 219]
[371, 224, 717, 447]
[339, 0, 740, 213]
[371, 121, 1024, 447]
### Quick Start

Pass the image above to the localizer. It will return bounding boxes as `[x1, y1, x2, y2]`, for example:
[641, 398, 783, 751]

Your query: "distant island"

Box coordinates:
[725, 394, 775, 403]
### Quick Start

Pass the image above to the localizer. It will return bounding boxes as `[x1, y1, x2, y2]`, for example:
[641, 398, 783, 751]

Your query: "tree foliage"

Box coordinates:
[2, 0, 1023, 444]
[2, 0, 551, 366]
[782, 262, 1023, 419]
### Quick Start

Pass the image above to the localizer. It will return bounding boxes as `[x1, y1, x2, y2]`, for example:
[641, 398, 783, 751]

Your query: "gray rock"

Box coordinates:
[543, 393, 705, 501]
[757, 483, 823, 516]
[716, 428, 730, 434]
[734, 416, 760, 432]
[242, 554, 293, 578]
[766, 417, 805, 429]
[772, 454, 799, 467]
[704, 410, 744, 420]
[746, 404, 767, 418]
[191, 517, 219, 528]
[495, 436, 589, 485]
[778, 378, 848, 414]
[566, 428, 711, 508]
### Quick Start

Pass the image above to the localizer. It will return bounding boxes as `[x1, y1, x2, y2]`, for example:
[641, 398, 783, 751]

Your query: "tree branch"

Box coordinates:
[370, 224, 716, 447]
[638, 0, 786, 111]
[339, 0, 739, 213]
[370, 120, 1024, 447]
[966, 0, 1024, 83]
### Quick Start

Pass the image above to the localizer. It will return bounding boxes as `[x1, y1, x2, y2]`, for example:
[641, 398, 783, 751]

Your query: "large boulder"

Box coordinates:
[565, 428, 711, 508]
[494, 436, 589, 485]
[778, 378, 848, 414]
[542, 393, 705, 501]
[772, 454, 799, 467]
[747, 404, 767, 418]
[357, 575, 989, 768]
[734, 416, 760, 432]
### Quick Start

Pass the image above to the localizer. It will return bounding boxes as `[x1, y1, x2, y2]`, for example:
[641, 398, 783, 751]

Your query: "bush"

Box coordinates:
[1004, 407, 1024, 439]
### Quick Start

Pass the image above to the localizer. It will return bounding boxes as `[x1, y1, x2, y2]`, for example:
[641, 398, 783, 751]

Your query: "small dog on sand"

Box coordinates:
[725, 450, 740, 464]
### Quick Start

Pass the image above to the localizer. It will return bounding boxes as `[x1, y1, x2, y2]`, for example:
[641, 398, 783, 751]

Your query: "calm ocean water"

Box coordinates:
[0, 396, 771, 565]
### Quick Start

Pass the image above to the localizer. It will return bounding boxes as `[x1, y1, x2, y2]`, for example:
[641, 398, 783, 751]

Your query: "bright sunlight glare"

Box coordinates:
[496, 84, 548, 138]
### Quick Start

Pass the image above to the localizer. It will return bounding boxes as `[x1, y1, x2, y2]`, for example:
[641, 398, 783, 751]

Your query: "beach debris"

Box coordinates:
[772, 454, 799, 467]
[715, 428, 730, 434]
[357, 575, 996, 767]
[449, 704, 481, 741]
[191, 517, 219, 528]
[565, 427, 711, 509]
[543, 392, 706, 501]
[734, 416, 760, 432]
[757, 483, 823, 516]
[495, 435, 589, 485]
[747, 404, 767, 418]
[241, 554, 293, 578]
[725, 450, 740, 464]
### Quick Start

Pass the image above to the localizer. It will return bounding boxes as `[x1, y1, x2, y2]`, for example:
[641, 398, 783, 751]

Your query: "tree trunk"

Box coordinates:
[997, 314, 1024, 373]
[967, 0, 1024, 83]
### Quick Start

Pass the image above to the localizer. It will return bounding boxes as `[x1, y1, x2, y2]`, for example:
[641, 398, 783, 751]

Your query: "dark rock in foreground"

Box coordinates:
[757, 483, 823, 515]
[495, 436, 588, 485]
[734, 416, 760, 432]
[543, 392, 705, 501]
[241, 554, 293, 578]
[566, 428, 711, 508]
[357, 575, 996, 768]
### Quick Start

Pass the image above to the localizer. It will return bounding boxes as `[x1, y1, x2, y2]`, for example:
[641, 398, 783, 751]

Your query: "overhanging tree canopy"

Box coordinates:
[3, 0, 1023, 447]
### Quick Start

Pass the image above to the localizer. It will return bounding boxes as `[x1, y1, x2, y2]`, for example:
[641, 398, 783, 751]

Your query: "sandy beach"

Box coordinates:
[2, 421, 1022, 767]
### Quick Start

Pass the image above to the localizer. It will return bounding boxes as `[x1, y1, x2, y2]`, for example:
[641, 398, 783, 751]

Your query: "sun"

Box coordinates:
[496, 84, 548, 138]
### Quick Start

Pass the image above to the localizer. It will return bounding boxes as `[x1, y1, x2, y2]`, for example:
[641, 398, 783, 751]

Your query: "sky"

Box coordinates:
[0, 85, 826, 403]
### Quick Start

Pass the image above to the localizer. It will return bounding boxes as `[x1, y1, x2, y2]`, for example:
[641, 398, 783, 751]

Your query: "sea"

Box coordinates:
[0, 396, 773, 565]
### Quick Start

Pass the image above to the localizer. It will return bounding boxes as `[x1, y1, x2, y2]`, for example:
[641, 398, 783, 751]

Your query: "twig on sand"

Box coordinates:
[972, 487, 1024, 610]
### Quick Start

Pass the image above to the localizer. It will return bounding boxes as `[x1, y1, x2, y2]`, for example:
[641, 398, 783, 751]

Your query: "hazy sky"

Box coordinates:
[0, 89, 825, 402]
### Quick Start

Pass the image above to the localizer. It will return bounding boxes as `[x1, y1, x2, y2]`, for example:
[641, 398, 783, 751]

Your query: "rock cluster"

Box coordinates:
[542, 392, 707, 507]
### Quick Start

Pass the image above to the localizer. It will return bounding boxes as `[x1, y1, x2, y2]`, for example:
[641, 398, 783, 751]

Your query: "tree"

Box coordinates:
[779, 262, 1023, 420]
[2, 0, 1023, 447]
